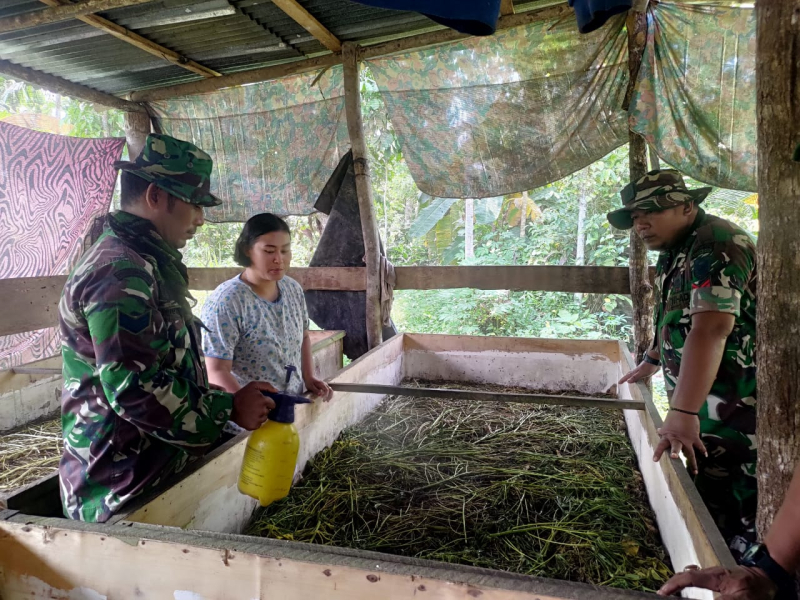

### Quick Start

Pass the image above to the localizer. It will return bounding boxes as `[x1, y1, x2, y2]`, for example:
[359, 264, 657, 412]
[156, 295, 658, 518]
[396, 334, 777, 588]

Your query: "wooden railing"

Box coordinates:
[1, 265, 655, 337]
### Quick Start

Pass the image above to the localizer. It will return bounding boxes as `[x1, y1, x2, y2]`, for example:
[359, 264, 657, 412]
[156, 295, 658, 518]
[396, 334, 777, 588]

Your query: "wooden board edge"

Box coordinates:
[0, 518, 662, 600]
[620, 348, 736, 571]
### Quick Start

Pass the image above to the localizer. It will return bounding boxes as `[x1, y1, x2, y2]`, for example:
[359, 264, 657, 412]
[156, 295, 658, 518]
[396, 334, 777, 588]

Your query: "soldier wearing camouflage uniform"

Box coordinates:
[59, 134, 274, 522]
[611, 169, 757, 558]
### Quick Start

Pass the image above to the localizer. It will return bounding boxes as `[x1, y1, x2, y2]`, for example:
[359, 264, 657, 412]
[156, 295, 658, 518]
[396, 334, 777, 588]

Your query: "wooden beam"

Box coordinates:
[500, 0, 515, 16]
[625, 8, 654, 366]
[754, 0, 800, 536]
[271, 0, 342, 53]
[394, 265, 654, 294]
[0, 59, 144, 113]
[0, 0, 154, 33]
[329, 383, 645, 411]
[38, 0, 221, 78]
[188, 266, 367, 291]
[343, 43, 382, 350]
[128, 3, 570, 102]
[0, 266, 656, 337]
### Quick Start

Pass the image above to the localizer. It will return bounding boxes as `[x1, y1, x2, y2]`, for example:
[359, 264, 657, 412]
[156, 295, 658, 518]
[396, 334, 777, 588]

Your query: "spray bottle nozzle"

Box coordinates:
[260, 390, 311, 424]
[284, 365, 298, 391]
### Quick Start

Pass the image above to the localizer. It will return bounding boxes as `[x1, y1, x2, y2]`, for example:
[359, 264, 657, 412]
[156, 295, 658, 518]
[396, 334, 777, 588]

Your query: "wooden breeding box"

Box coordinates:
[0, 334, 733, 600]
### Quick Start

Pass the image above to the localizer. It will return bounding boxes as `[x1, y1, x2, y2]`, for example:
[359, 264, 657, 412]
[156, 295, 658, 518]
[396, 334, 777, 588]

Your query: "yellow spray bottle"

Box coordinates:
[238, 366, 311, 507]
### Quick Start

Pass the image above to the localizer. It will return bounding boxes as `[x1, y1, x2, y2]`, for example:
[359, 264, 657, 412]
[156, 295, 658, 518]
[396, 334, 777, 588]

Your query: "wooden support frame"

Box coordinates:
[39, 0, 221, 78]
[0, 59, 144, 113]
[0, 265, 654, 338]
[0, 334, 733, 600]
[342, 43, 383, 350]
[271, 0, 342, 53]
[0, 0, 155, 33]
[127, 4, 570, 102]
[500, 0, 516, 16]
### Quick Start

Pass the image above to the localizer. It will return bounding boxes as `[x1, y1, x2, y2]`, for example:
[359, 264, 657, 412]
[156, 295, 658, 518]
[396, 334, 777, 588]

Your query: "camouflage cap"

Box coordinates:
[607, 168, 712, 230]
[114, 133, 221, 207]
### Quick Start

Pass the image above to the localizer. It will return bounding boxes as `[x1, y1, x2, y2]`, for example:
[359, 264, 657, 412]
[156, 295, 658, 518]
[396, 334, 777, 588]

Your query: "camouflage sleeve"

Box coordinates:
[81, 259, 233, 452]
[689, 233, 755, 317]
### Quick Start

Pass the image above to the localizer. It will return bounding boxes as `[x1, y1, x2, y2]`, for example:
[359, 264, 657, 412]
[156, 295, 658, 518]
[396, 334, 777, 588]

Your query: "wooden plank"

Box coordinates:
[343, 43, 382, 350]
[39, 0, 221, 78]
[500, 0, 516, 16]
[0, 268, 366, 337]
[618, 345, 735, 577]
[0, 266, 654, 338]
[271, 0, 342, 52]
[394, 265, 655, 294]
[329, 382, 645, 410]
[0, 275, 66, 338]
[0, 0, 155, 33]
[127, 4, 571, 102]
[189, 266, 367, 291]
[0, 59, 143, 113]
[0, 518, 662, 600]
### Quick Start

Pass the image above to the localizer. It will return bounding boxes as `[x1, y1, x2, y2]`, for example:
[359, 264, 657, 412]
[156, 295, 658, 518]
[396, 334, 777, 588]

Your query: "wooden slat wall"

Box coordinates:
[1, 266, 654, 337]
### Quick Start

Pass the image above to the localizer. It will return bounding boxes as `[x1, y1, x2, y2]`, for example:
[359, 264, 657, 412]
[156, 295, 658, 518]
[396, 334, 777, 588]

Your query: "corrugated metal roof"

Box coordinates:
[0, 0, 537, 96]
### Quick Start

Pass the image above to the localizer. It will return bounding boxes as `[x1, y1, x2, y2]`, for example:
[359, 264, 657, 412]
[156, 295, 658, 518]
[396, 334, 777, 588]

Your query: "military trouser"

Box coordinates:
[692, 419, 757, 562]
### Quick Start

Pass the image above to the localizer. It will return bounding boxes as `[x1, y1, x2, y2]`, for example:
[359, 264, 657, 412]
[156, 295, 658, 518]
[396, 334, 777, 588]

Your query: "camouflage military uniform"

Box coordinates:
[59, 134, 232, 522]
[652, 208, 758, 550]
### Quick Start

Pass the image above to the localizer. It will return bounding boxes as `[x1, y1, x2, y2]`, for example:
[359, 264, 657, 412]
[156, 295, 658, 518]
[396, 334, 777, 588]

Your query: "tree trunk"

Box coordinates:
[626, 8, 654, 367]
[575, 175, 588, 304]
[464, 198, 474, 259]
[122, 110, 151, 160]
[404, 195, 414, 230]
[54, 94, 61, 134]
[383, 164, 389, 251]
[755, 0, 800, 537]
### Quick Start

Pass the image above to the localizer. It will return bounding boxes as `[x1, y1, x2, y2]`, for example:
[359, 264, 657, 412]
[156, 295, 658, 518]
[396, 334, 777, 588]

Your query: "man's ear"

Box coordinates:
[143, 183, 161, 210]
[683, 202, 694, 216]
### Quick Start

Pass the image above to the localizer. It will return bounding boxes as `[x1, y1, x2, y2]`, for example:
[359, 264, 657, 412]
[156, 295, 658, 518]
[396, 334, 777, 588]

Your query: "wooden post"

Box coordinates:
[342, 42, 383, 350]
[625, 6, 654, 365]
[122, 110, 151, 160]
[755, 0, 800, 536]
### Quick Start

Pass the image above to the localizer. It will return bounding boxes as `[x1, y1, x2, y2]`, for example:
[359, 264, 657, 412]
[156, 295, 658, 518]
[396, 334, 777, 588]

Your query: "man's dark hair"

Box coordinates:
[234, 213, 291, 267]
[120, 171, 176, 211]
[120, 171, 150, 208]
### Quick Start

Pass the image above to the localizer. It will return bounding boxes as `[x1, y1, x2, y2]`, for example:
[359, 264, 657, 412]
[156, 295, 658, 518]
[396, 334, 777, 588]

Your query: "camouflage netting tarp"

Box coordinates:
[368, 14, 631, 199]
[149, 67, 349, 221]
[143, 1, 756, 217]
[629, 1, 757, 192]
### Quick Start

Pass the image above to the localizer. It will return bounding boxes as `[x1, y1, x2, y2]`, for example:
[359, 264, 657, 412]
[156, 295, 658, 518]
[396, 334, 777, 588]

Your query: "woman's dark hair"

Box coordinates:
[234, 213, 291, 267]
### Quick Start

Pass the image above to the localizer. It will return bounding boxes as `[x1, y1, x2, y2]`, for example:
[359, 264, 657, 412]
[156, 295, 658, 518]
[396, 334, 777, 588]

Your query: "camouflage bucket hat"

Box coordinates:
[114, 133, 221, 207]
[606, 168, 712, 230]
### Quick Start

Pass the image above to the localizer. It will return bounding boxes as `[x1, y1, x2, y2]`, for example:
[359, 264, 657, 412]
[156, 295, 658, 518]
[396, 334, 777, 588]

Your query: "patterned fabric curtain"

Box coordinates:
[366, 14, 630, 199]
[629, 1, 757, 192]
[0, 122, 125, 368]
[148, 67, 349, 221]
